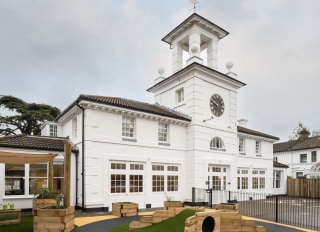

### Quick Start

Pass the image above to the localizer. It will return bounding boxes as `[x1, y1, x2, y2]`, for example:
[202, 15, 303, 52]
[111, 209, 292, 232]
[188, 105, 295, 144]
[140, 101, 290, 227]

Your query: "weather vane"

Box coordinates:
[189, 0, 200, 12]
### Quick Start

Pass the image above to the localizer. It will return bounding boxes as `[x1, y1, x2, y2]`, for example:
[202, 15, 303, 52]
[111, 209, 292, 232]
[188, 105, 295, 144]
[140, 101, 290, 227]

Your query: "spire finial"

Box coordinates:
[189, 0, 199, 12]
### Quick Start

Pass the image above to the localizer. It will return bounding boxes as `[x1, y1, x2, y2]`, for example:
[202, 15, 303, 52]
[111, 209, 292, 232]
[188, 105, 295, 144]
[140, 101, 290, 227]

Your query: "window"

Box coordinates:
[208, 166, 227, 190]
[273, 157, 278, 162]
[53, 162, 64, 192]
[110, 161, 144, 194]
[152, 163, 179, 192]
[122, 115, 135, 139]
[312, 151, 317, 162]
[239, 137, 245, 154]
[50, 125, 57, 137]
[252, 169, 266, 190]
[72, 118, 77, 139]
[152, 175, 164, 192]
[29, 163, 48, 195]
[255, 141, 261, 156]
[273, 170, 281, 189]
[167, 176, 178, 191]
[5, 162, 64, 196]
[111, 174, 126, 193]
[237, 168, 249, 190]
[129, 175, 143, 193]
[176, 88, 184, 103]
[158, 122, 169, 144]
[5, 164, 25, 195]
[300, 154, 307, 163]
[296, 172, 304, 178]
[210, 137, 225, 150]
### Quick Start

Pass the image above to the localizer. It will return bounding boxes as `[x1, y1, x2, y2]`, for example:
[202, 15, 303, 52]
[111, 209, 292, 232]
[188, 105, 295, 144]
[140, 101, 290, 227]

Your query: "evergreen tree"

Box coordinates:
[0, 95, 60, 135]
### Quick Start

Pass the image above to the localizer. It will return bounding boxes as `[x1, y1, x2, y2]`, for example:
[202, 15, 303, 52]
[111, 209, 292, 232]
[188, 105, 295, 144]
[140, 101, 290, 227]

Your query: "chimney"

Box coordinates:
[237, 119, 248, 127]
[299, 128, 310, 140]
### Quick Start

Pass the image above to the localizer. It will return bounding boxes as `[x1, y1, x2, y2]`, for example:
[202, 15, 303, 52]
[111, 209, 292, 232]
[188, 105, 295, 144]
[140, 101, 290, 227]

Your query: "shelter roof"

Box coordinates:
[0, 134, 78, 152]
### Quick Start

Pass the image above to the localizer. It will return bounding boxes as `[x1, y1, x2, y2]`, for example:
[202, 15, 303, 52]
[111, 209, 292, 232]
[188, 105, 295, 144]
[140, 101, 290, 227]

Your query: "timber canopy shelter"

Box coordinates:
[0, 143, 72, 208]
[0, 151, 57, 164]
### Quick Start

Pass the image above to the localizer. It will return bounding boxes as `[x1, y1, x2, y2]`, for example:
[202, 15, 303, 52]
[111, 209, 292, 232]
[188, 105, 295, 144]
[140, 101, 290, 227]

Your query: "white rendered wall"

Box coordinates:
[274, 148, 320, 178]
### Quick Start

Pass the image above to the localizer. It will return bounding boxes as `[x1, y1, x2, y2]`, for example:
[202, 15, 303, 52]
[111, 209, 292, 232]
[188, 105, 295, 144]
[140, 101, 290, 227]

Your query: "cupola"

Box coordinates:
[162, 13, 229, 73]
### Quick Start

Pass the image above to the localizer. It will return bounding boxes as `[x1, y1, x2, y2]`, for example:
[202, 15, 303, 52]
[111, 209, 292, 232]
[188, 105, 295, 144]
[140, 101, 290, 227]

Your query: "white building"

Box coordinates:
[0, 13, 282, 211]
[274, 130, 320, 179]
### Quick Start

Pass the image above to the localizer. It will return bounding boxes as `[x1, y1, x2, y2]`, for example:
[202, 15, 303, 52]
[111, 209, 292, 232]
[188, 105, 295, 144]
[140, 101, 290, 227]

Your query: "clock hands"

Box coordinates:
[211, 100, 218, 107]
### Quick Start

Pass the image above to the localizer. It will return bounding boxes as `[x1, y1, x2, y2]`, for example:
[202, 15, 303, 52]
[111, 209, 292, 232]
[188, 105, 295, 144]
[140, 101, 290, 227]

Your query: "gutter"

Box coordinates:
[76, 101, 85, 212]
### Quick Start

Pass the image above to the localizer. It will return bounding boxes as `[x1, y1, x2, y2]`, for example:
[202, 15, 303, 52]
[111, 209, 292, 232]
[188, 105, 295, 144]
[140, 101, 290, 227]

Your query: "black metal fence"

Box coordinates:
[188, 189, 320, 231]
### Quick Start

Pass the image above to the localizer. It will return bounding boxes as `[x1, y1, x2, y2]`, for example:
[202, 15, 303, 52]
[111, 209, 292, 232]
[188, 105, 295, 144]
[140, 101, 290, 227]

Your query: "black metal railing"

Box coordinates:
[187, 189, 320, 230]
[227, 191, 320, 231]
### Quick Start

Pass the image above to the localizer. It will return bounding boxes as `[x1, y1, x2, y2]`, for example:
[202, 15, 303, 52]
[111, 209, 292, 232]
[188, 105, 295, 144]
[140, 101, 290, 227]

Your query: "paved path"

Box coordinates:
[73, 214, 312, 232]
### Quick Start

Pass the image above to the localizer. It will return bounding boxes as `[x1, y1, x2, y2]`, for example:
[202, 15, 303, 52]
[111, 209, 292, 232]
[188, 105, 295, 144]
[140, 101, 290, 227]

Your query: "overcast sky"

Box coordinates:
[0, 0, 319, 142]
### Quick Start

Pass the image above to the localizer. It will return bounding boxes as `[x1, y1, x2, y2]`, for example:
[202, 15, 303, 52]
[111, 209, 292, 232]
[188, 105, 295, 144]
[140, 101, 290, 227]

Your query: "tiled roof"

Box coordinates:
[273, 161, 289, 168]
[274, 136, 320, 153]
[0, 134, 78, 152]
[237, 126, 279, 141]
[57, 94, 192, 122]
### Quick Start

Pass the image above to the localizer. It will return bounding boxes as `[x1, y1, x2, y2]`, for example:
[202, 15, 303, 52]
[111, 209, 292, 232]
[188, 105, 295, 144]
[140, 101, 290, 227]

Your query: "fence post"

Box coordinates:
[192, 187, 195, 206]
[275, 195, 279, 223]
[228, 191, 231, 202]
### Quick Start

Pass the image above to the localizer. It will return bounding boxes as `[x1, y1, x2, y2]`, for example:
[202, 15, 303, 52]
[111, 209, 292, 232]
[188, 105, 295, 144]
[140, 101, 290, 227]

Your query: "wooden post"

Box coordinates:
[48, 159, 54, 190]
[64, 142, 72, 208]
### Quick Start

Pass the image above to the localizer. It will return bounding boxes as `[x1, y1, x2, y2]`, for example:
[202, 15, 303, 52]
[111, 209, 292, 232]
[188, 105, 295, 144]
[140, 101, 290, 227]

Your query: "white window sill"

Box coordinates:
[122, 138, 137, 142]
[3, 195, 34, 200]
[158, 142, 170, 146]
[210, 148, 226, 152]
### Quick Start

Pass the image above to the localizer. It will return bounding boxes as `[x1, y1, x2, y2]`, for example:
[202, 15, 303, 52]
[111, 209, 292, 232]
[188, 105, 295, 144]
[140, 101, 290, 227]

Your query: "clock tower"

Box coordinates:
[147, 13, 246, 191]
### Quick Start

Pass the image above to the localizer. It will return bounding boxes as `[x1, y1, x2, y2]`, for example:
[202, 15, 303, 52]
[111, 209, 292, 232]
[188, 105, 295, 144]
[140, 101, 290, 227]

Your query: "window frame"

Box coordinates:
[311, 151, 317, 162]
[72, 117, 77, 139]
[49, 124, 57, 137]
[122, 115, 136, 141]
[152, 163, 179, 193]
[158, 122, 170, 145]
[110, 161, 145, 194]
[273, 170, 282, 189]
[175, 88, 184, 103]
[300, 154, 307, 163]
[210, 137, 225, 151]
[239, 137, 245, 154]
[255, 141, 261, 156]
[237, 168, 249, 190]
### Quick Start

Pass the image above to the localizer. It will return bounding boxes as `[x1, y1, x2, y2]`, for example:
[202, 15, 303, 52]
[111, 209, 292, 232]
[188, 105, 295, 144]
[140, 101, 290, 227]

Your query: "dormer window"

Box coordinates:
[210, 137, 225, 151]
[49, 125, 57, 137]
[176, 88, 184, 103]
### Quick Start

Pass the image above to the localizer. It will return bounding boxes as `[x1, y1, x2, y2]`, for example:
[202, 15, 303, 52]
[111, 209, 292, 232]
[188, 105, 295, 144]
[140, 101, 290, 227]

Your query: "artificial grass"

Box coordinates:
[110, 208, 199, 232]
[0, 215, 33, 232]
[109, 208, 274, 232]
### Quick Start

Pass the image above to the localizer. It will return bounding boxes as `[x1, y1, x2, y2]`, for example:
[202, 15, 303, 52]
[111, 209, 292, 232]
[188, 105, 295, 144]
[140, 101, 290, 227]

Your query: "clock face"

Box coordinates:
[210, 94, 224, 117]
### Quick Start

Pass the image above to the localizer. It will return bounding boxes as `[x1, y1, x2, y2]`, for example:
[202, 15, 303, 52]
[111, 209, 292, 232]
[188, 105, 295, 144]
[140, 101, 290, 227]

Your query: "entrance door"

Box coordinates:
[207, 166, 227, 190]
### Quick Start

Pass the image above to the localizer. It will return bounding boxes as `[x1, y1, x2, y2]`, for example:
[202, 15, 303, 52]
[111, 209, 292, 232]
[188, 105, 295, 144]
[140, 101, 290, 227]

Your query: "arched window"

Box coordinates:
[210, 137, 225, 150]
